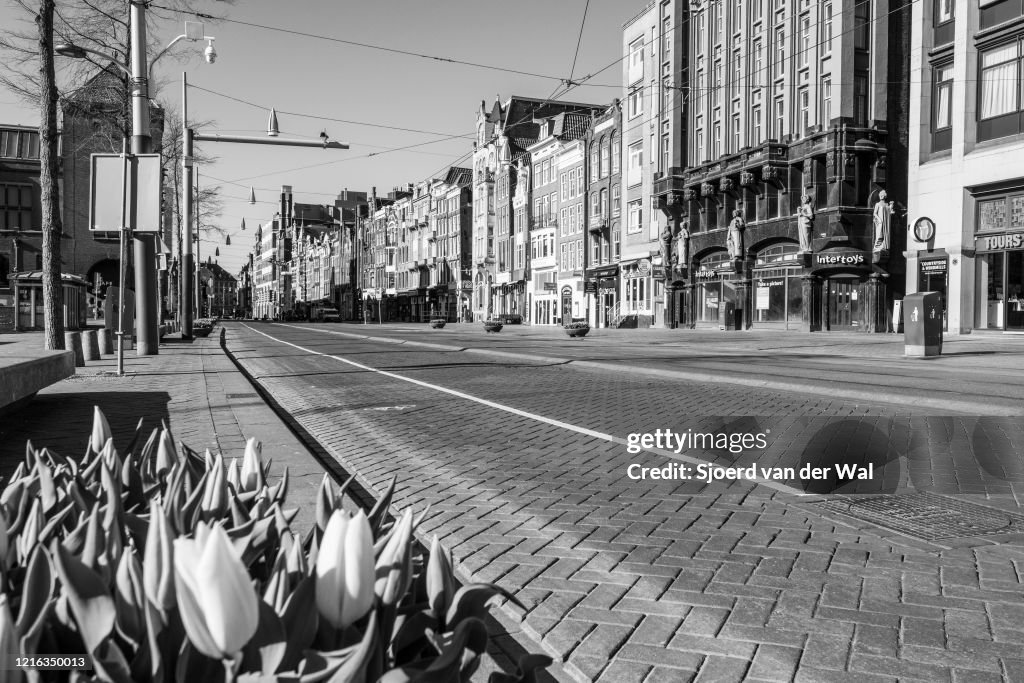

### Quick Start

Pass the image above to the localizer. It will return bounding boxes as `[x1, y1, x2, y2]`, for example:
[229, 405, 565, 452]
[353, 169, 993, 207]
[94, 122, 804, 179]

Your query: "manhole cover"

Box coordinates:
[811, 493, 1024, 541]
[226, 393, 258, 399]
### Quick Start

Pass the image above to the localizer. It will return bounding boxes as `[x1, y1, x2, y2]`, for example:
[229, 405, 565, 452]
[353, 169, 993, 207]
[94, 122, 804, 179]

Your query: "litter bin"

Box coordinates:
[904, 291, 943, 357]
[720, 301, 736, 330]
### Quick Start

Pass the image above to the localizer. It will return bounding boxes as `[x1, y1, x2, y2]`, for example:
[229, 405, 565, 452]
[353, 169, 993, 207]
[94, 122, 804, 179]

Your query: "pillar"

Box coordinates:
[802, 275, 823, 332]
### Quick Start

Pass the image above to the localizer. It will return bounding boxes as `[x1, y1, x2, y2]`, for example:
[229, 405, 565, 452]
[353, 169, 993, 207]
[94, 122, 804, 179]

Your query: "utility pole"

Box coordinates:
[129, 0, 159, 355]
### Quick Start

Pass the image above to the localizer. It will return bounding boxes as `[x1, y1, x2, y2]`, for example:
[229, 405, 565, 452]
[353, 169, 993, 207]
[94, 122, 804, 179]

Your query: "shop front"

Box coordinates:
[620, 258, 656, 328]
[751, 243, 803, 330]
[585, 264, 619, 328]
[692, 252, 737, 328]
[809, 248, 882, 332]
[975, 232, 1024, 331]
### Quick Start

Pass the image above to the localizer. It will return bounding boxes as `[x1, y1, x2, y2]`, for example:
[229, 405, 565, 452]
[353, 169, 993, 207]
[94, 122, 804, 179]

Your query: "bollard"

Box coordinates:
[64, 331, 85, 367]
[81, 329, 100, 361]
[98, 328, 114, 355]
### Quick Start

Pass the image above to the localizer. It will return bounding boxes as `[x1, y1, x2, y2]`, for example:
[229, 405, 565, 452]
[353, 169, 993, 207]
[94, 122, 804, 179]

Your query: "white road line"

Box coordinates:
[240, 323, 809, 496]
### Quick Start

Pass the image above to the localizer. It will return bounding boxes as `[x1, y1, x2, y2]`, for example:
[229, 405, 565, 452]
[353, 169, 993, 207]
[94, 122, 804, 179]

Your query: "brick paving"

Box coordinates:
[226, 322, 1024, 682]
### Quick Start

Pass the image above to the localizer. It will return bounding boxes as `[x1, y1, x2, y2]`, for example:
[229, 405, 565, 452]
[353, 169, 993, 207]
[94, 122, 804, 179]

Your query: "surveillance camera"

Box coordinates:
[204, 41, 217, 64]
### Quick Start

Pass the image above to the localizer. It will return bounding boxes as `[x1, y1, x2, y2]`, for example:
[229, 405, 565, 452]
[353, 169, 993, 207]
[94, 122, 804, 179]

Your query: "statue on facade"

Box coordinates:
[660, 226, 675, 266]
[872, 190, 895, 254]
[675, 220, 690, 269]
[796, 194, 815, 253]
[726, 210, 745, 260]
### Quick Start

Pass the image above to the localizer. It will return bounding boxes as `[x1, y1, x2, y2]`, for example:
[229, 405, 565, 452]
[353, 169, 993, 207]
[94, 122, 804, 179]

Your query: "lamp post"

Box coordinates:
[56, 12, 217, 355]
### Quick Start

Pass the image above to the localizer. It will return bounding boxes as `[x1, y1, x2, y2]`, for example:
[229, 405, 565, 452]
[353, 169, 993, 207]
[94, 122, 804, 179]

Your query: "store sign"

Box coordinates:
[652, 266, 666, 278]
[584, 281, 598, 294]
[757, 279, 783, 288]
[637, 259, 652, 276]
[978, 233, 1024, 251]
[544, 281, 557, 291]
[814, 251, 867, 266]
[921, 260, 947, 273]
[695, 268, 719, 280]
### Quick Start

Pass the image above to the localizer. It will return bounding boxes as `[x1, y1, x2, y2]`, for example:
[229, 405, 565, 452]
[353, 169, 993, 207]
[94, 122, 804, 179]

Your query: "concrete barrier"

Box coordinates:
[64, 331, 84, 367]
[0, 348, 75, 415]
[99, 328, 113, 355]
[82, 329, 100, 361]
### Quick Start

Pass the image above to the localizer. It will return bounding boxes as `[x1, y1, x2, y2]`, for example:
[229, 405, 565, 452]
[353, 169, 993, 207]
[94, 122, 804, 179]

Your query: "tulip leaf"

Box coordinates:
[487, 654, 555, 683]
[92, 637, 135, 683]
[17, 597, 54, 659]
[367, 476, 397, 536]
[326, 609, 379, 683]
[35, 460, 58, 514]
[174, 640, 223, 683]
[390, 611, 439, 665]
[51, 539, 117, 656]
[16, 545, 54, 638]
[279, 576, 318, 672]
[241, 599, 287, 676]
[315, 475, 335, 533]
[445, 584, 525, 629]
[380, 617, 489, 683]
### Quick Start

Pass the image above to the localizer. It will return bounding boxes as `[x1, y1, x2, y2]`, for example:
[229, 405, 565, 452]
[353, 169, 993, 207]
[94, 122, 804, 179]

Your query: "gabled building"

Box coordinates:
[472, 95, 603, 321]
[0, 125, 44, 311]
[585, 101, 624, 328]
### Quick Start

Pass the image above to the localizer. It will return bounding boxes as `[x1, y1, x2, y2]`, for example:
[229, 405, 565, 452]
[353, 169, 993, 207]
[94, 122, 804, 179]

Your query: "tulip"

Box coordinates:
[239, 438, 265, 493]
[90, 406, 112, 454]
[173, 523, 258, 659]
[144, 504, 176, 610]
[374, 508, 414, 607]
[200, 453, 227, 520]
[155, 429, 176, 475]
[315, 510, 375, 629]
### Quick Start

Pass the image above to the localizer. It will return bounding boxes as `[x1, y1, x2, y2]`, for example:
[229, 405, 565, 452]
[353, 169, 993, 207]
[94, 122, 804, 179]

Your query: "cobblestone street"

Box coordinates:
[223, 322, 1024, 682]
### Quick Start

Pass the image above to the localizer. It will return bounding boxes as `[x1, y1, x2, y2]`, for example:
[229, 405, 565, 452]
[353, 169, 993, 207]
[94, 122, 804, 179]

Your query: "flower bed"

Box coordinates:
[0, 407, 550, 682]
[563, 321, 590, 338]
[483, 321, 503, 333]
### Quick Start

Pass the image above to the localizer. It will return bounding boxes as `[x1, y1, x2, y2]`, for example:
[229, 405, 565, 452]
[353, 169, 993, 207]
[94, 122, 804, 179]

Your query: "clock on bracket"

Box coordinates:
[913, 217, 935, 242]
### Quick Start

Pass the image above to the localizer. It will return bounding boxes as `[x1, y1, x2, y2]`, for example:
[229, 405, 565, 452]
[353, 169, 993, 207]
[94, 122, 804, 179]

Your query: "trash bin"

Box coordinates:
[720, 301, 736, 330]
[904, 291, 943, 357]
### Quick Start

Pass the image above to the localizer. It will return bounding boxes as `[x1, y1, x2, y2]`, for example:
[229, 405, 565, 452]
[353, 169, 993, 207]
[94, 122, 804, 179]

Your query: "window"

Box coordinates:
[612, 137, 620, 174]
[854, 1, 870, 51]
[629, 37, 644, 84]
[662, 133, 671, 170]
[935, 0, 952, 24]
[695, 11, 704, 55]
[663, 17, 672, 58]
[980, 44, 1018, 120]
[822, 2, 833, 54]
[627, 200, 643, 234]
[732, 0, 742, 34]
[612, 185, 621, 216]
[713, 49, 723, 107]
[933, 64, 953, 130]
[713, 120, 722, 158]
[600, 138, 610, 177]
[854, 73, 869, 126]
[0, 184, 33, 231]
[797, 87, 810, 135]
[600, 188, 609, 219]
[663, 77, 673, 111]
[820, 76, 832, 125]
[752, 105, 763, 142]
[732, 115, 741, 150]
[752, 39, 763, 86]
[774, 27, 785, 78]
[733, 49, 742, 98]
[628, 141, 643, 186]
[774, 97, 785, 138]
[591, 148, 599, 182]
[799, 15, 811, 68]
[752, 0, 762, 23]
[0, 130, 39, 160]
[628, 88, 644, 119]
[695, 128, 705, 164]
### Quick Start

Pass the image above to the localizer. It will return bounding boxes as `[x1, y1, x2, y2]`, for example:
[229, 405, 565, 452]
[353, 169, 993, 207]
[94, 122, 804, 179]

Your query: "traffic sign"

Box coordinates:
[89, 153, 162, 232]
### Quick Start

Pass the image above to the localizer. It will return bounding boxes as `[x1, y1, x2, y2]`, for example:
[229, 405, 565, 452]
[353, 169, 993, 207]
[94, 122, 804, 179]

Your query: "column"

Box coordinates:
[802, 275, 823, 332]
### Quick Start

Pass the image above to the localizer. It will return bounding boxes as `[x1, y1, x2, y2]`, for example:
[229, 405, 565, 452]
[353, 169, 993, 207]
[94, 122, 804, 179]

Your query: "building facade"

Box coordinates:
[907, 0, 1024, 334]
[585, 103, 624, 328]
[656, 0, 910, 332]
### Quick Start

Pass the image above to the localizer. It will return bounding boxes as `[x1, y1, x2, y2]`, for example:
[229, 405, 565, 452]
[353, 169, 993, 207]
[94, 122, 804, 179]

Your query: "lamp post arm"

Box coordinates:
[62, 46, 131, 76]
[148, 34, 187, 74]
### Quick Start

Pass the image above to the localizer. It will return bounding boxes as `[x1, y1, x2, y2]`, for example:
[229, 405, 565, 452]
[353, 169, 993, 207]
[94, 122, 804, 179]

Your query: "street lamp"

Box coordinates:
[55, 17, 216, 356]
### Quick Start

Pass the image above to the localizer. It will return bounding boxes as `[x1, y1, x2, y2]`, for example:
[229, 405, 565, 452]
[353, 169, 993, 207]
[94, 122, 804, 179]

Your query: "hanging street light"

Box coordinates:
[240, 217, 246, 231]
[248, 186, 256, 204]
[215, 247, 220, 257]
[225, 234, 231, 246]
[267, 108, 279, 137]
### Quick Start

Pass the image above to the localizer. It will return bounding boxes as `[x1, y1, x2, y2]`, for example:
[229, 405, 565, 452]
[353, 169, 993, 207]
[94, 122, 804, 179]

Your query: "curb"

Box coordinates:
[273, 325, 1018, 416]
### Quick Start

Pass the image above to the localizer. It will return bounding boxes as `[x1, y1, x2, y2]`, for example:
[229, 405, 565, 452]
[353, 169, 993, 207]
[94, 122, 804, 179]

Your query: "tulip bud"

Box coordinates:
[155, 430, 176, 475]
[201, 454, 227, 521]
[426, 535, 454, 621]
[316, 510, 375, 629]
[144, 504, 176, 611]
[90, 407, 113, 454]
[174, 523, 259, 659]
[239, 438, 265, 493]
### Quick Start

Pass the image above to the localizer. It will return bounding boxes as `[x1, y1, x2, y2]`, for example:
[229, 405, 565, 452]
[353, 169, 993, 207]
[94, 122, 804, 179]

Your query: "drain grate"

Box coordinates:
[226, 393, 258, 399]
[811, 493, 1024, 542]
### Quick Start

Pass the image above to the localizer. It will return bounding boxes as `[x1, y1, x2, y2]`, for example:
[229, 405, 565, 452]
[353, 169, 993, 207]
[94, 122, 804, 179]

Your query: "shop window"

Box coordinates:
[978, 40, 1024, 141]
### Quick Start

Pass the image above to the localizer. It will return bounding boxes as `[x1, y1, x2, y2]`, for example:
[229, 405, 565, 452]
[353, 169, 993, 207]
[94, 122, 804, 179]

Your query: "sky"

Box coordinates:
[0, 0, 647, 276]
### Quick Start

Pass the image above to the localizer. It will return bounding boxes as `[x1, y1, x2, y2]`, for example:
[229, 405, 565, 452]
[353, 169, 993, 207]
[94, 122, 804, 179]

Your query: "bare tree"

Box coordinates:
[1, 0, 229, 345]
[36, 0, 63, 349]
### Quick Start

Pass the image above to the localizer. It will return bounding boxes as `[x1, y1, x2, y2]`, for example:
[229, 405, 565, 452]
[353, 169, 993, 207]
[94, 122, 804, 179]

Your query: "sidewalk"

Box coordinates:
[0, 331, 326, 532]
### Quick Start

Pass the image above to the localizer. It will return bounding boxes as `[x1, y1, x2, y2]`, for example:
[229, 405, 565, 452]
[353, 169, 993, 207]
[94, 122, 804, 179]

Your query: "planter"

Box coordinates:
[193, 327, 212, 338]
[564, 326, 590, 338]
[430, 319, 446, 329]
[483, 322, 503, 333]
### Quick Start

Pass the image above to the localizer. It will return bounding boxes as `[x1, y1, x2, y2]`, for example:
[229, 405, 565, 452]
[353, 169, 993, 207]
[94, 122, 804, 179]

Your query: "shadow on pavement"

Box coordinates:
[0, 390, 171, 480]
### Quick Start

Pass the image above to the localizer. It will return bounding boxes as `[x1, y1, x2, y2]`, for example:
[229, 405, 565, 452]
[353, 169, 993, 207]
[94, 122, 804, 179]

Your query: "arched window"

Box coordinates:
[755, 243, 800, 265]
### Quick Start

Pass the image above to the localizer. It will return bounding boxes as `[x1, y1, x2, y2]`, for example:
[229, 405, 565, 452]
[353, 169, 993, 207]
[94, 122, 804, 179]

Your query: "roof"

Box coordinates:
[11, 271, 89, 285]
[443, 167, 472, 186]
[555, 113, 592, 141]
